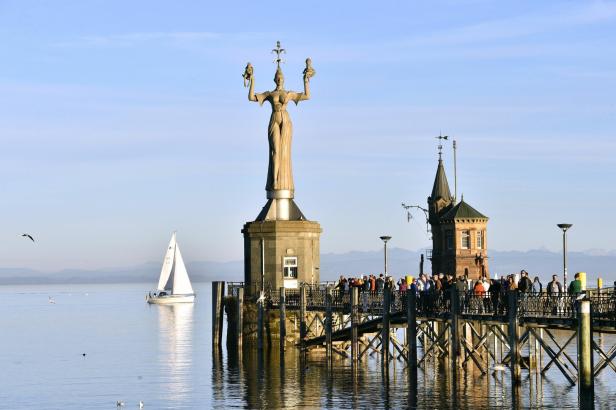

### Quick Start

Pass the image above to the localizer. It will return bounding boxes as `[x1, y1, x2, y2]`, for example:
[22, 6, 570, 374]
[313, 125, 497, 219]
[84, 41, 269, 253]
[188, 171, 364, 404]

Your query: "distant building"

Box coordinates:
[427, 157, 489, 279]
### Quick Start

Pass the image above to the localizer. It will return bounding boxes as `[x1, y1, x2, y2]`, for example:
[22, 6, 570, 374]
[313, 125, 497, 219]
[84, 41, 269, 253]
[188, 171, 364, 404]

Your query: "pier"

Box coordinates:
[215, 281, 616, 408]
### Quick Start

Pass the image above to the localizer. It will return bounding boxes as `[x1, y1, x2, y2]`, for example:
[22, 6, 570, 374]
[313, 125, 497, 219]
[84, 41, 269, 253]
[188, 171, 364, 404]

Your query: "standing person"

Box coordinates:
[547, 274, 563, 315]
[518, 270, 533, 293]
[473, 280, 485, 313]
[532, 276, 543, 294]
[489, 278, 502, 315]
[568, 272, 582, 295]
[547, 275, 562, 296]
[568, 273, 583, 317]
[376, 274, 385, 293]
[370, 275, 376, 293]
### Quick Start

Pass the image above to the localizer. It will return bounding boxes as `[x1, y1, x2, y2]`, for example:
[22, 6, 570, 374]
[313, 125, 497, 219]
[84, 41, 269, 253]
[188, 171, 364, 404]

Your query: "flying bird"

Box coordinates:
[21, 233, 35, 242]
[48, 296, 56, 304]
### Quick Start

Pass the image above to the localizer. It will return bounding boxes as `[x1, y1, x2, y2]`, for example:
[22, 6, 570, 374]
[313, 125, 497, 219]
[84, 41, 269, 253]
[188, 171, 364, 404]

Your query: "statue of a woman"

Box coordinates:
[245, 59, 314, 195]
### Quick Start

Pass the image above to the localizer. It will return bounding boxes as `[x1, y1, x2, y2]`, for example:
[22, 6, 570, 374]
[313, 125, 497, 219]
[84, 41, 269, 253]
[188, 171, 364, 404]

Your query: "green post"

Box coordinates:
[578, 298, 594, 408]
[508, 291, 521, 384]
[351, 287, 359, 364]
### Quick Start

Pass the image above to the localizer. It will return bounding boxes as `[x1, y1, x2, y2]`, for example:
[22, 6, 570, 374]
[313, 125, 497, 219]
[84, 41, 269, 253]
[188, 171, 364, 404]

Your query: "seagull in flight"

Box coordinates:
[48, 296, 56, 304]
[21, 233, 35, 242]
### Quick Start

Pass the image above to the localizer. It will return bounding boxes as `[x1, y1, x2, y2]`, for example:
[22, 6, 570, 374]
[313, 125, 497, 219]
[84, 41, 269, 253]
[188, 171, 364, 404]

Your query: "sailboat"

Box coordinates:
[147, 232, 195, 304]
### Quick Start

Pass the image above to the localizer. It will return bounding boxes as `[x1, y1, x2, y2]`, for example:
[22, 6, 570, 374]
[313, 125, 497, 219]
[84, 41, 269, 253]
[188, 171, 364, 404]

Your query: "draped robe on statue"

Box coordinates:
[255, 90, 304, 192]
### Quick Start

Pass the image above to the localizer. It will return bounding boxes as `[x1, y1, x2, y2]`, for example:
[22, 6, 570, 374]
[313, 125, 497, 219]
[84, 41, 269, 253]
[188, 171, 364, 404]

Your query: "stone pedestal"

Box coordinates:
[242, 220, 321, 294]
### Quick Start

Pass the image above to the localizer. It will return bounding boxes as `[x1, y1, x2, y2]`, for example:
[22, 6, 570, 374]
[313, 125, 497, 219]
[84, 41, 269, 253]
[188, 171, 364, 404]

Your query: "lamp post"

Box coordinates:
[557, 223, 572, 292]
[380, 236, 392, 277]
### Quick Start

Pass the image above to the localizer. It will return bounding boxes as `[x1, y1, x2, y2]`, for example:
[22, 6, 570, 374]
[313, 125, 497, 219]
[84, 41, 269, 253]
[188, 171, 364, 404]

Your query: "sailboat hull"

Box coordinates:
[147, 294, 195, 304]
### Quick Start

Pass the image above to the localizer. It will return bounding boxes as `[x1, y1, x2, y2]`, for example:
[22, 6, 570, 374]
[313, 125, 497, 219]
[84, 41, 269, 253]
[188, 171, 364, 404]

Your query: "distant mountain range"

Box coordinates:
[1, 248, 615, 285]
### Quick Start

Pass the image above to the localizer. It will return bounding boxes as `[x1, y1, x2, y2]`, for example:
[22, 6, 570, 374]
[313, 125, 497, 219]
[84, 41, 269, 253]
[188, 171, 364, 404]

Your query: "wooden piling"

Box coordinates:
[326, 287, 333, 361]
[382, 286, 391, 367]
[300, 285, 307, 349]
[212, 281, 225, 349]
[257, 290, 264, 351]
[279, 287, 286, 353]
[577, 298, 594, 408]
[508, 291, 521, 384]
[407, 290, 417, 378]
[351, 287, 359, 363]
[237, 287, 244, 347]
[450, 288, 461, 369]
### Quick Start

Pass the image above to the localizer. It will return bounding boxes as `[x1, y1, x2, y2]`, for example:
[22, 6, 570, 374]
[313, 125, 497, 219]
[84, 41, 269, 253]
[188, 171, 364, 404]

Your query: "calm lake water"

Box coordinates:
[1, 282, 615, 409]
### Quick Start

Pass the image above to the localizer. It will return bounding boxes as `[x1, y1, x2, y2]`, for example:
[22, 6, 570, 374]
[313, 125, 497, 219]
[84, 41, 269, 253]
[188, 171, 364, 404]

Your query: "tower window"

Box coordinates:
[446, 231, 454, 250]
[477, 231, 484, 249]
[461, 230, 470, 249]
[283, 257, 298, 279]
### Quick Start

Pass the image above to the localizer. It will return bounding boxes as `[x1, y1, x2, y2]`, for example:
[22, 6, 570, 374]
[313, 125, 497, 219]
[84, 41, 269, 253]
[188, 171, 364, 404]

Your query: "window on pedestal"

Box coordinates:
[477, 230, 484, 249]
[461, 230, 470, 249]
[283, 257, 298, 279]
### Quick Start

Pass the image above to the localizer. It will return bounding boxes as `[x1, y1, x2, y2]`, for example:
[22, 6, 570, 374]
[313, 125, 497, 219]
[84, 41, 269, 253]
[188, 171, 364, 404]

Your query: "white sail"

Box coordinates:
[157, 233, 176, 291]
[172, 242, 194, 295]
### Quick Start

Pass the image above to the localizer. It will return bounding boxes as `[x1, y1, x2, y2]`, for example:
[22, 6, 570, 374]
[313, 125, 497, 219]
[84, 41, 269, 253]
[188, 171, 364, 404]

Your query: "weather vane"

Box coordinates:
[271, 41, 286, 67]
[435, 133, 449, 159]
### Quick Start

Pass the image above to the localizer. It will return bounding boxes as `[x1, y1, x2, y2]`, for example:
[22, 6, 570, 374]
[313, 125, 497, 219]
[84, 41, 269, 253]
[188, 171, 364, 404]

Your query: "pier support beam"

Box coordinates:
[351, 287, 359, 364]
[382, 286, 391, 368]
[577, 298, 594, 409]
[212, 281, 225, 349]
[300, 285, 307, 349]
[508, 291, 521, 384]
[279, 287, 286, 354]
[237, 287, 244, 348]
[257, 290, 264, 350]
[450, 288, 461, 369]
[407, 290, 417, 379]
[326, 287, 333, 361]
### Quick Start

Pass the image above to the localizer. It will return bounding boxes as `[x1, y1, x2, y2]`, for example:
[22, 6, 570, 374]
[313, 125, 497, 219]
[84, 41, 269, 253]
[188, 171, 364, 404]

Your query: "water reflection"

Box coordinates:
[209, 338, 616, 410]
[157, 303, 194, 405]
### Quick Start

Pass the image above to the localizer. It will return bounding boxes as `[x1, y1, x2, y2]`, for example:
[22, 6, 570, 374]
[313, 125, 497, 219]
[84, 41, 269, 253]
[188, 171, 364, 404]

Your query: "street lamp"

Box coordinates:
[380, 236, 392, 277]
[557, 223, 572, 292]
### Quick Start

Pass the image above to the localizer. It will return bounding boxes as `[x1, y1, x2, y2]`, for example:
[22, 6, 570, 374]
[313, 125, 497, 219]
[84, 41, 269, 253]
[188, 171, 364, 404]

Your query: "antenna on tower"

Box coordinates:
[453, 138, 458, 203]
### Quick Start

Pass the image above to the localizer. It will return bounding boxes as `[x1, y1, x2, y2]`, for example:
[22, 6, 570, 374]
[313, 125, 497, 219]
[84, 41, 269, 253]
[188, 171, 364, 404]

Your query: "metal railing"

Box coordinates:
[226, 282, 616, 326]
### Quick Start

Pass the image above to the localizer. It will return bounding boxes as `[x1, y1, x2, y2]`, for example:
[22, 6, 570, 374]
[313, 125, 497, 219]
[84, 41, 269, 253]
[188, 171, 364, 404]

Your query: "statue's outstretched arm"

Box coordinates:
[290, 59, 315, 105]
[248, 74, 257, 102]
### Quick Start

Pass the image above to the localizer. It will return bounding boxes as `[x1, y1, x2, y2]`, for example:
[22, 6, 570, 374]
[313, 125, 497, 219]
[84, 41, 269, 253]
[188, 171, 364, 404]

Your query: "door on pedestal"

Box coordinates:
[283, 256, 298, 289]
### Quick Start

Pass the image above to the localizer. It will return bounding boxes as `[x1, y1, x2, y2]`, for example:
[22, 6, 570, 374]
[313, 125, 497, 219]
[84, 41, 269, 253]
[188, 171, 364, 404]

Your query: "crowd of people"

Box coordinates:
[334, 270, 591, 296]
[333, 270, 600, 315]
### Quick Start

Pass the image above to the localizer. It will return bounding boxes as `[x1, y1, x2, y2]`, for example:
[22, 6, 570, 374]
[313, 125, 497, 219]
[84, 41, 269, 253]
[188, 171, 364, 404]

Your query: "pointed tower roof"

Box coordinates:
[430, 158, 453, 202]
[441, 197, 488, 221]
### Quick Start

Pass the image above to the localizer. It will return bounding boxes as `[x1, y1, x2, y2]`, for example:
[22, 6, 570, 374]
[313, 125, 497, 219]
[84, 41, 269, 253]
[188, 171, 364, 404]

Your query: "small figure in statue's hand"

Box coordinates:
[242, 62, 253, 87]
[303, 58, 315, 82]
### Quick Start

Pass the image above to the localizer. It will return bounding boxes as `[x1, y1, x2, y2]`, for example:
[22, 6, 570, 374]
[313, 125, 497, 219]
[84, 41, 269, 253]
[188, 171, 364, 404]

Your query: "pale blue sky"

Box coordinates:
[0, 1, 615, 270]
